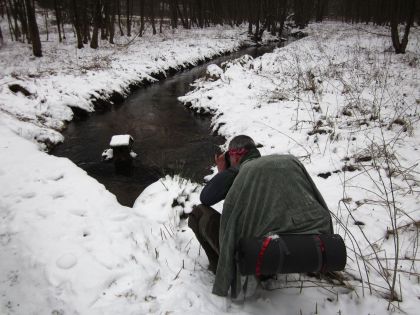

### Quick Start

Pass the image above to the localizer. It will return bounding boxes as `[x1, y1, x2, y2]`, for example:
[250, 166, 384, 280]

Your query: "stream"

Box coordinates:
[51, 43, 282, 207]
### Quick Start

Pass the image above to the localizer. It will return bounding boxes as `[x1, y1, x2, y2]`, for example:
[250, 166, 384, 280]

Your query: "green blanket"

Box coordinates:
[213, 154, 333, 297]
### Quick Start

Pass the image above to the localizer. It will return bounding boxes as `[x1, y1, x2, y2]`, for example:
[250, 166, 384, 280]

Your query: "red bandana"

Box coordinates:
[228, 148, 248, 157]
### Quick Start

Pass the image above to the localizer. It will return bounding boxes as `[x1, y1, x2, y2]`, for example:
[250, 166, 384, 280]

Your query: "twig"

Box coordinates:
[256, 121, 311, 157]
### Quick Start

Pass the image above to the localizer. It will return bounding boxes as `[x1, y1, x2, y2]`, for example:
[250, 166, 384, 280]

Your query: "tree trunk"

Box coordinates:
[0, 23, 3, 46]
[108, 0, 116, 44]
[14, 0, 28, 42]
[159, 1, 163, 33]
[182, 0, 190, 28]
[126, 0, 131, 36]
[0, 0, 4, 18]
[61, 9, 66, 40]
[150, 0, 156, 34]
[53, 0, 62, 42]
[139, 0, 145, 36]
[72, 0, 84, 48]
[90, 0, 101, 49]
[81, 1, 89, 44]
[277, 0, 288, 38]
[101, 1, 108, 40]
[254, 0, 261, 40]
[5, 0, 16, 41]
[117, 0, 124, 35]
[44, 10, 49, 41]
[8, 0, 20, 41]
[176, 2, 187, 28]
[315, 0, 328, 22]
[247, 0, 252, 35]
[188, 0, 194, 28]
[24, 0, 41, 56]
[391, 0, 416, 54]
[196, 0, 203, 28]
[170, 0, 178, 29]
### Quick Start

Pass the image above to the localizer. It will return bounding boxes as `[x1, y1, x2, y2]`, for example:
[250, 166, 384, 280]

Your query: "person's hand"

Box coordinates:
[215, 152, 227, 173]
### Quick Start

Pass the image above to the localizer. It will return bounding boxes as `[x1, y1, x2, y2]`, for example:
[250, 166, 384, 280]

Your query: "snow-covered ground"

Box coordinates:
[180, 22, 420, 314]
[1, 21, 419, 314]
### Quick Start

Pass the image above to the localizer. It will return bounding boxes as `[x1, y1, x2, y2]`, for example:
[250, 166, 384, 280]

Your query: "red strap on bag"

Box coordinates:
[316, 235, 327, 272]
[255, 237, 272, 277]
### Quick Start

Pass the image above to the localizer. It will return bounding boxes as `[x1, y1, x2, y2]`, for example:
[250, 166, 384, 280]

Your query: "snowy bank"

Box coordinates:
[180, 22, 420, 313]
[0, 26, 249, 149]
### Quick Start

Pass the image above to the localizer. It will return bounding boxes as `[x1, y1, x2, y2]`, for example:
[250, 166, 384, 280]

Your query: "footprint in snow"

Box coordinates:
[56, 253, 78, 269]
[47, 174, 64, 181]
[22, 192, 36, 199]
[51, 192, 65, 199]
[68, 208, 87, 217]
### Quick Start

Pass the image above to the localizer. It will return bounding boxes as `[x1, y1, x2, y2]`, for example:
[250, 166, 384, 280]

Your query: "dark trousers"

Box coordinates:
[188, 204, 220, 273]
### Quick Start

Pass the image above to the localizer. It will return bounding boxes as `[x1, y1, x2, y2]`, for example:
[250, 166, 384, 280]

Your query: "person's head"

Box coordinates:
[227, 135, 256, 167]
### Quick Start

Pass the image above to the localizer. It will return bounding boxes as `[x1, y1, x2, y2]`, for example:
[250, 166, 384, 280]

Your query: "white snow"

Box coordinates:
[56, 254, 78, 270]
[206, 64, 224, 81]
[101, 148, 114, 161]
[180, 22, 420, 314]
[1, 21, 419, 314]
[110, 134, 133, 147]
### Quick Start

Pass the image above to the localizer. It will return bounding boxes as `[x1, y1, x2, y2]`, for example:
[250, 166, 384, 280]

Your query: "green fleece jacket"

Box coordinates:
[213, 154, 333, 297]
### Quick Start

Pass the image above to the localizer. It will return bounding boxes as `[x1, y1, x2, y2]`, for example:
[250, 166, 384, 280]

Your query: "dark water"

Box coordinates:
[51, 44, 280, 207]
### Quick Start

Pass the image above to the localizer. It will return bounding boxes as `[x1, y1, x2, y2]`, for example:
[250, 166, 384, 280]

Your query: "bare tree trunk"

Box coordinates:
[254, 0, 261, 40]
[159, 0, 163, 33]
[8, 0, 20, 41]
[108, 0, 116, 44]
[139, 0, 145, 36]
[44, 9, 49, 41]
[61, 9, 66, 40]
[101, 1, 108, 40]
[81, 1, 90, 44]
[150, 0, 156, 34]
[5, 0, 16, 41]
[176, 2, 187, 28]
[24, 0, 41, 56]
[126, 0, 131, 36]
[391, 0, 416, 54]
[15, 0, 28, 42]
[278, 0, 288, 37]
[188, 0, 194, 28]
[315, 0, 328, 22]
[54, 0, 62, 42]
[72, 0, 84, 48]
[247, 0, 253, 35]
[196, 0, 203, 28]
[182, 0, 190, 28]
[0, 23, 3, 46]
[117, 0, 124, 35]
[170, 0, 178, 29]
[90, 0, 101, 49]
[0, 0, 4, 17]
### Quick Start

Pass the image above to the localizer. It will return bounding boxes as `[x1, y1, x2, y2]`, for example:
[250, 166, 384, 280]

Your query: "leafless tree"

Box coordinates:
[390, 0, 416, 54]
[90, 0, 101, 48]
[53, 0, 63, 42]
[24, 0, 42, 56]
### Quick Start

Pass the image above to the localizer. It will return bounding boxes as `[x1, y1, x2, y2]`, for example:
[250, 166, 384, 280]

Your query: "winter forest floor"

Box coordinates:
[0, 22, 420, 314]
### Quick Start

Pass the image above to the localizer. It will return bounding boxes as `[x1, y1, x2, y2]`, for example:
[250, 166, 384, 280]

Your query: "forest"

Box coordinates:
[0, 0, 419, 56]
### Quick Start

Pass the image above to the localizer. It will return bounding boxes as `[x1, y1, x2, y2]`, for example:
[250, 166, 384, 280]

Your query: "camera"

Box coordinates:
[224, 151, 231, 168]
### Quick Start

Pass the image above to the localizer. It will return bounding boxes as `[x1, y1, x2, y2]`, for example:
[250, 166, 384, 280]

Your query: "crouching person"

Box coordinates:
[188, 135, 333, 298]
